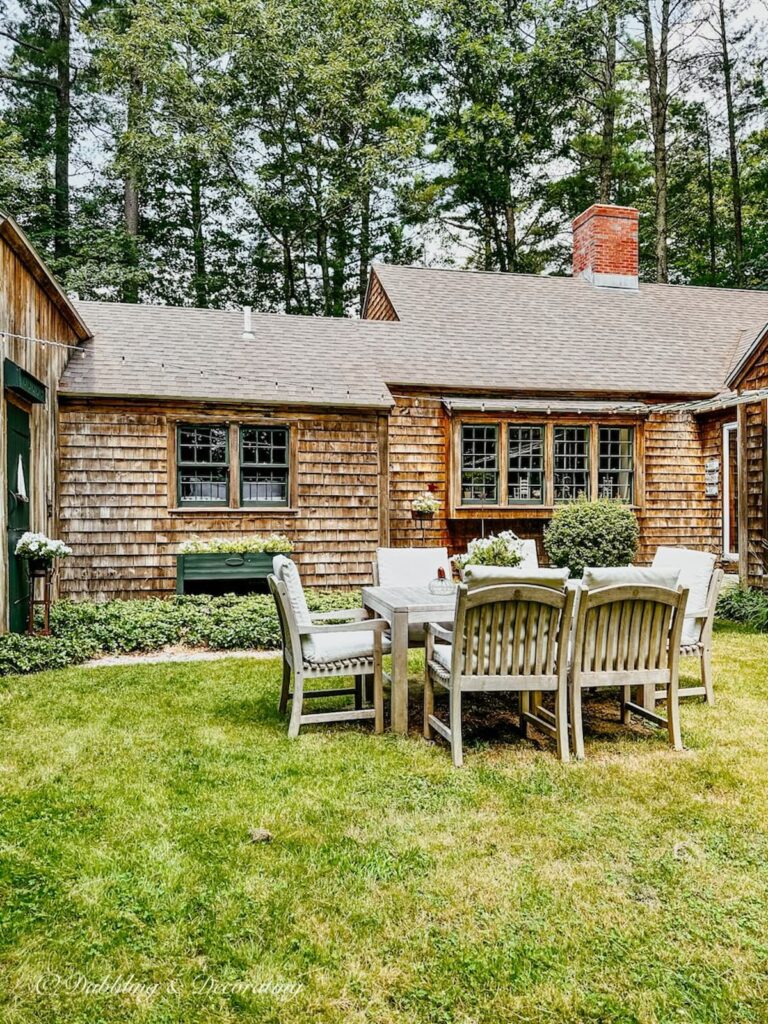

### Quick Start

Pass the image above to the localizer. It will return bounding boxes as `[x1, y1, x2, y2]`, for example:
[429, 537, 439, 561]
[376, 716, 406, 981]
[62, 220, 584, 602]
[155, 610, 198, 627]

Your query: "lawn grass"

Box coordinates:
[1, 623, 768, 1023]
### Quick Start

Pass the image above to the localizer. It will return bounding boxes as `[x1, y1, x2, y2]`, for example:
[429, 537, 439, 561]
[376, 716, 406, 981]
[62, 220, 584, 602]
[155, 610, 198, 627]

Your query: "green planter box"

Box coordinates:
[176, 552, 290, 594]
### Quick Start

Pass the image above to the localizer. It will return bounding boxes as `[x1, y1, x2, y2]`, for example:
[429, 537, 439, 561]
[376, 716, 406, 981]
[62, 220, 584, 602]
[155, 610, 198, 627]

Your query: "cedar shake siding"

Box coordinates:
[386, 393, 734, 570]
[57, 399, 384, 599]
[363, 269, 399, 321]
[737, 345, 768, 587]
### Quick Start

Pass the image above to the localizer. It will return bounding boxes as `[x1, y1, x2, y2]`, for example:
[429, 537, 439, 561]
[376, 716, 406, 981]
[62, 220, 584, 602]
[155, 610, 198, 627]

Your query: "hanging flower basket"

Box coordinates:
[412, 491, 440, 521]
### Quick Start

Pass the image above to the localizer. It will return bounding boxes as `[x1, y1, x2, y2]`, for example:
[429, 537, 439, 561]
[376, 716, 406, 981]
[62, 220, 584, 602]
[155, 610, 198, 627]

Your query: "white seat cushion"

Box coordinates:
[305, 630, 391, 666]
[652, 546, 717, 645]
[432, 643, 453, 672]
[464, 566, 570, 590]
[376, 547, 451, 587]
[518, 539, 539, 570]
[582, 566, 680, 591]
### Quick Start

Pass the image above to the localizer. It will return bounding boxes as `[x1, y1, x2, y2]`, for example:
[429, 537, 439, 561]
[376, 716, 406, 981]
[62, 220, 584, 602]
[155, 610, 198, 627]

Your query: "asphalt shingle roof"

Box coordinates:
[61, 301, 397, 409]
[370, 264, 768, 397]
[59, 268, 768, 406]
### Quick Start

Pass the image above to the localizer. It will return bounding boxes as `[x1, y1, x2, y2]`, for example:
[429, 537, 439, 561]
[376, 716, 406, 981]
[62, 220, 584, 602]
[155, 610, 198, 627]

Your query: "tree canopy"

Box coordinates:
[1, 0, 766, 311]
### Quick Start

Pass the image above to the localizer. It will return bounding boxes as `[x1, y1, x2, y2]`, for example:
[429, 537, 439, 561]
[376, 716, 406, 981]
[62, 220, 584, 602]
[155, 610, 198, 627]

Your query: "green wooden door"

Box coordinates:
[6, 401, 31, 632]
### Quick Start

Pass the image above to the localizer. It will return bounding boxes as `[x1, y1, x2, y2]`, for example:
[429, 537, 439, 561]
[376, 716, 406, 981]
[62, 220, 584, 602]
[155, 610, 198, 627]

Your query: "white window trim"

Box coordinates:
[722, 422, 739, 562]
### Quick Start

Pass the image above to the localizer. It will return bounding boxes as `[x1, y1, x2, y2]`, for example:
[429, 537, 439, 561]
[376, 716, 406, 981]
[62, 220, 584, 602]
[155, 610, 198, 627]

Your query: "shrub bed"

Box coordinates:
[0, 590, 359, 677]
[716, 585, 768, 632]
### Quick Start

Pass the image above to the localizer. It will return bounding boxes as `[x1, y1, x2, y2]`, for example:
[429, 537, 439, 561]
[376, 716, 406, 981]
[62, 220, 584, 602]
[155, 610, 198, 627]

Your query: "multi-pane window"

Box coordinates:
[461, 425, 498, 504]
[598, 426, 634, 503]
[177, 425, 229, 506]
[508, 425, 544, 504]
[553, 426, 590, 502]
[240, 426, 290, 507]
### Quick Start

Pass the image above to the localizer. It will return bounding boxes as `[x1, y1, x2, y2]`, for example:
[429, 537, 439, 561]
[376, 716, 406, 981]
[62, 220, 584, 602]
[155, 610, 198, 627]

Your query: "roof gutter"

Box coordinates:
[442, 397, 651, 416]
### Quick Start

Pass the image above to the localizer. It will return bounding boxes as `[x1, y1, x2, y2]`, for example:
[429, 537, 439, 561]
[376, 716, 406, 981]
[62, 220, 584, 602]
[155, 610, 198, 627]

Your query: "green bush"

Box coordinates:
[0, 589, 360, 677]
[543, 499, 639, 578]
[716, 585, 768, 632]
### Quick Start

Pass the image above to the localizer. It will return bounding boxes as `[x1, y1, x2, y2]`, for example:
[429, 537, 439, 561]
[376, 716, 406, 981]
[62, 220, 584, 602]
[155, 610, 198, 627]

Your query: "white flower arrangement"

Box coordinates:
[15, 532, 72, 562]
[412, 492, 440, 515]
[178, 534, 293, 555]
[453, 530, 524, 571]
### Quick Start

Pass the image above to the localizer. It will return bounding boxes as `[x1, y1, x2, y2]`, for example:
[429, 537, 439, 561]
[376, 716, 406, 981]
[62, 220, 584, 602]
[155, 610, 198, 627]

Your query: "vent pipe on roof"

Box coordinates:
[242, 305, 255, 340]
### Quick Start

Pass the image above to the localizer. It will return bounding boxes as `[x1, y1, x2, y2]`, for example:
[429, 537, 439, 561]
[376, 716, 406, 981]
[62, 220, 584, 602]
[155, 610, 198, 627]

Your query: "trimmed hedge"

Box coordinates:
[0, 590, 360, 678]
[543, 499, 639, 578]
[716, 585, 768, 632]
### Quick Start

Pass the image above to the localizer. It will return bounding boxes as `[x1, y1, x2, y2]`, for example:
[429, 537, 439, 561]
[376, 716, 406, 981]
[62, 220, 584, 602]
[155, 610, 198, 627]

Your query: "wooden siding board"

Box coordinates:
[0, 233, 81, 629]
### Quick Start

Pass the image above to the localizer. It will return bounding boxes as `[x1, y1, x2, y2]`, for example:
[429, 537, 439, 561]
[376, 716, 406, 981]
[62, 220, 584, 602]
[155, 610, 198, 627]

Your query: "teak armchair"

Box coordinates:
[269, 556, 388, 737]
[423, 569, 575, 766]
[570, 575, 689, 760]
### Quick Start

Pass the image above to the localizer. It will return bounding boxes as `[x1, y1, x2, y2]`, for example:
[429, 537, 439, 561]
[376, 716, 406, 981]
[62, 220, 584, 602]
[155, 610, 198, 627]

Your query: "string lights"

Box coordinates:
[0, 330, 86, 357]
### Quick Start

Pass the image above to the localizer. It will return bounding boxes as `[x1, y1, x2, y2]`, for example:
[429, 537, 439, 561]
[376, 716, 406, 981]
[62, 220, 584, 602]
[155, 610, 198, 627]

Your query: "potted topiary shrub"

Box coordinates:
[176, 534, 293, 594]
[543, 498, 639, 578]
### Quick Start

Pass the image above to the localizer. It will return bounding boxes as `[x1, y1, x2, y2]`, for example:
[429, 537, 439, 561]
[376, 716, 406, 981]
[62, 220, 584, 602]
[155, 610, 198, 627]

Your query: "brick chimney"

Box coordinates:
[572, 204, 639, 290]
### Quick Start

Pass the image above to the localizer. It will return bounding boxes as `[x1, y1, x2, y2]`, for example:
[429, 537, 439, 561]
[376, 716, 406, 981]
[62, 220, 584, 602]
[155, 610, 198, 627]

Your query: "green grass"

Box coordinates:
[1, 623, 768, 1023]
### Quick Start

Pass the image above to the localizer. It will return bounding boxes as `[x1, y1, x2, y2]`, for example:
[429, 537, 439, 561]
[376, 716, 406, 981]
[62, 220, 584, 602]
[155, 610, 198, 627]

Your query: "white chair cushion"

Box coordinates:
[273, 555, 317, 660]
[652, 546, 717, 645]
[305, 630, 391, 666]
[464, 566, 570, 590]
[432, 643, 453, 672]
[582, 566, 680, 591]
[518, 539, 539, 571]
[376, 547, 451, 588]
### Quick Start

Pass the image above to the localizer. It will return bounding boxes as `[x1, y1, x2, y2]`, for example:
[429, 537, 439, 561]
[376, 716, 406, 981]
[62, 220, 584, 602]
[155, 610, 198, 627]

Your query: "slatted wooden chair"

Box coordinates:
[570, 567, 689, 760]
[651, 546, 723, 705]
[269, 556, 388, 738]
[423, 567, 574, 766]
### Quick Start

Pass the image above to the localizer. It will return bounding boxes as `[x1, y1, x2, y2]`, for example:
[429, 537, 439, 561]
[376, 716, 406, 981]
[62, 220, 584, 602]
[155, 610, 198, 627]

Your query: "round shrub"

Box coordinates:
[543, 499, 639, 578]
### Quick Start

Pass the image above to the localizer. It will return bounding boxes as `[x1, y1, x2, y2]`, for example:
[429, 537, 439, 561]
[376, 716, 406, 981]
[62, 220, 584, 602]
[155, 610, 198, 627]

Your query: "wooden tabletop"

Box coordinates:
[362, 585, 457, 623]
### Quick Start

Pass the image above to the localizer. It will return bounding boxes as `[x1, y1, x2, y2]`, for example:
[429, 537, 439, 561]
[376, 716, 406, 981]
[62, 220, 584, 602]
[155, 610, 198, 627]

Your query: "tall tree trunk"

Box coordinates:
[598, 3, 618, 203]
[641, 0, 670, 283]
[359, 185, 370, 314]
[704, 110, 717, 283]
[504, 199, 516, 272]
[718, 0, 743, 284]
[53, 0, 71, 263]
[189, 158, 207, 307]
[122, 72, 142, 303]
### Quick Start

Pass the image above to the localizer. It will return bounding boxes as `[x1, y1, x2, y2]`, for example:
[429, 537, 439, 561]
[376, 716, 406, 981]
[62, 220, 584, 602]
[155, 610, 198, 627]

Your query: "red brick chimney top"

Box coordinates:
[572, 204, 639, 289]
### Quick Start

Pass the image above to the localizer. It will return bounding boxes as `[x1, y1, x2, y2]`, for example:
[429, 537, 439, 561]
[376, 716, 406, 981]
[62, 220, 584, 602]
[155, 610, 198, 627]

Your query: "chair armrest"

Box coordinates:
[426, 622, 454, 642]
[299, 618, 389, 636]
[310, 608, 367, 622]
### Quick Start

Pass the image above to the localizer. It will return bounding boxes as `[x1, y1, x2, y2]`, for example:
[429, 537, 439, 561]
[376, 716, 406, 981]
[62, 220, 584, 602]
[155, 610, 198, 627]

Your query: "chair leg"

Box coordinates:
[571, 682, 585, 761]
[667, 682, 683, 752]
[701, 648, 715, 706]
[423, 666, 434, 739]
[287, 672, 304, 739]
[555, 684, 570, 763]
[279, 658, 291, 715]
[373, 655, 384, 735]
[519, 690, 529, 738]
[449, 687, 463, 768]
[620, 685, 631, 725]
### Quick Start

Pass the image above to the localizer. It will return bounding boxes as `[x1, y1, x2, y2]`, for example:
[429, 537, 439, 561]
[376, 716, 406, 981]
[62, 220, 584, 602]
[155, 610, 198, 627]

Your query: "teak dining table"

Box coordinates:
[361, 585, 457, 734]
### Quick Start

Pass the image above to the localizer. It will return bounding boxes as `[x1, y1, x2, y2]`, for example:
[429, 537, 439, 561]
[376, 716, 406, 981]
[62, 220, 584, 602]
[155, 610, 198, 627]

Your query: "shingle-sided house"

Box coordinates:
[3, 203, 768, 626]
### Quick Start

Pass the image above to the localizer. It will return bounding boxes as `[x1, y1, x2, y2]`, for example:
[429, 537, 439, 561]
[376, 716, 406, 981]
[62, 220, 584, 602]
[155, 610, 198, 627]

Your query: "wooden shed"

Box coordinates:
[0, 213, 90, 630]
